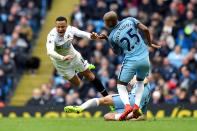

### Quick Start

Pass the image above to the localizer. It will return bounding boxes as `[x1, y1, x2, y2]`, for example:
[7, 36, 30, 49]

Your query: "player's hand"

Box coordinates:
[63, 55, 73, 61]
[90, 32, 99, 40]
[150, 40, 161, 49]
[98, 34, 108, 40]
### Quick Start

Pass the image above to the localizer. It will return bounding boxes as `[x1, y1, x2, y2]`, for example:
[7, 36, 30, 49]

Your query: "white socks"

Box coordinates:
[114, 112, 133, 120]
[117, 84, 130, 105]
[114, 113, 121, 120]
[135, 81, 144, 106]
[79, 98, 99, 110]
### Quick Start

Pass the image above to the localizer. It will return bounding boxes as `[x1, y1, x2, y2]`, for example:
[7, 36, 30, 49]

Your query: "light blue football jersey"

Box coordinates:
[112, 83, 153, 114]
[108, 17, 149, 60]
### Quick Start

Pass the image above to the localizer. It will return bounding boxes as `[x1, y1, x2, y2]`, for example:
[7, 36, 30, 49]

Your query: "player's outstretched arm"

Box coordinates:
[46, 35, 74, 61]
[46, 39, 64, 60]
[71, 26, 91, 39]
[137, 23, 161, 49]
[71, 26, 99, 40]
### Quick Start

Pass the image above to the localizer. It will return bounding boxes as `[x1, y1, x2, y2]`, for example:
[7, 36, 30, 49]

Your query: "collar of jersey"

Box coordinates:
[109, 21, 120, 33]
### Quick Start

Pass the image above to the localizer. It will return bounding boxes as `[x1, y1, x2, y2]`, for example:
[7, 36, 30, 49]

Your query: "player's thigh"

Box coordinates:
[118, 60, 135, 83]
[54, 64, 76, 80]
[136, 57, 150, 80]
[59, 65, 81, 86]
[67, 75, 81, 87]
[79, 69, 95, 81]
[99, 95, 114, 105]
[72, 55, 91, 76]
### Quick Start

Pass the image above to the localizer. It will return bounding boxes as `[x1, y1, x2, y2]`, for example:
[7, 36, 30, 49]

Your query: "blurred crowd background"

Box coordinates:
[0, 0, 197, 107]
[0, 0, 52, 106]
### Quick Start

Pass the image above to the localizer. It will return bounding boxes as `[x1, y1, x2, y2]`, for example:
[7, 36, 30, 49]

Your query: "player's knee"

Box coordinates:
[99, 97, 111, 105]
[103, 97, 110, 105]
[99, 97, 109, 105]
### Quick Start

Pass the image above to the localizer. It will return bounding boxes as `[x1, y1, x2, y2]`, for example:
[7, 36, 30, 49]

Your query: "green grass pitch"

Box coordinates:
[0, 118, 196, 131]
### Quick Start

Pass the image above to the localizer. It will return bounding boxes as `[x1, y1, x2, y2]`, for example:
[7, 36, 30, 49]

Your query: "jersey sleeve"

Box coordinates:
[71, 26, 91, 39]
[46, 34, 64, 60]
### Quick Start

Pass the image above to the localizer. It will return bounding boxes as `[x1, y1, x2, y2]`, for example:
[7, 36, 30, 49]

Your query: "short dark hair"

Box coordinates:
[56, 16, 67, 22]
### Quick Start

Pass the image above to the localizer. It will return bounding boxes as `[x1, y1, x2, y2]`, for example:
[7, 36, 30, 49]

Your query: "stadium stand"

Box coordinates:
[0, 0, 52, 106]
[10, 0, 78, 106]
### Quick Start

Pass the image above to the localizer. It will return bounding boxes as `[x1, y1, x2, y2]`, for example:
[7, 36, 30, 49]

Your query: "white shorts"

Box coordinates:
[51, 53, 89, 80]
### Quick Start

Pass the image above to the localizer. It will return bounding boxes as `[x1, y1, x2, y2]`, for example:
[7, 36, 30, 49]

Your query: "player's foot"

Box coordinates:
[109, 106, 115, 112]
[119, 104, 133, 121]
[132, 104, 143, 118]
[64, 106, 83, 113]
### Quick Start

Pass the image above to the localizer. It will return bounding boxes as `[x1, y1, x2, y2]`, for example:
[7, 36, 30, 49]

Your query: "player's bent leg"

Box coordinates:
[99, 95, 115, 112]
[79, 69, 95, 81]
[80, 69, 109, 97]
[99, 95, 114, 106]
[67, 75, 81, 87]
[64, 98, 99, 113]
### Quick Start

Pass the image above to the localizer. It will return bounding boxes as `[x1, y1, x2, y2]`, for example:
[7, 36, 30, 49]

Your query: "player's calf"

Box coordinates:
[80, 69, 95, 81]
[81, 70, 109, 96]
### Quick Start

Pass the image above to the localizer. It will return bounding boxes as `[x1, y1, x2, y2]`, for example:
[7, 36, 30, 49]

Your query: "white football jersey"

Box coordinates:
[46, 25, 91, 61]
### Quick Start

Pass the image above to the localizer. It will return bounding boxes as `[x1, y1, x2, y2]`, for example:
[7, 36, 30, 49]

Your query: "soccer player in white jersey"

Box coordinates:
[46, 16, 108, 97]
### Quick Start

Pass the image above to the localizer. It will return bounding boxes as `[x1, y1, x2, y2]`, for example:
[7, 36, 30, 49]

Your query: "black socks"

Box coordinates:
[91, 77, 109, 96]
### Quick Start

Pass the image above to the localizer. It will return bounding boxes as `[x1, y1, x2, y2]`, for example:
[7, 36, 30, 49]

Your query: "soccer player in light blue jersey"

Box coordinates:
[98, 11, 160, 120]
[64, 77, 153, 121]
